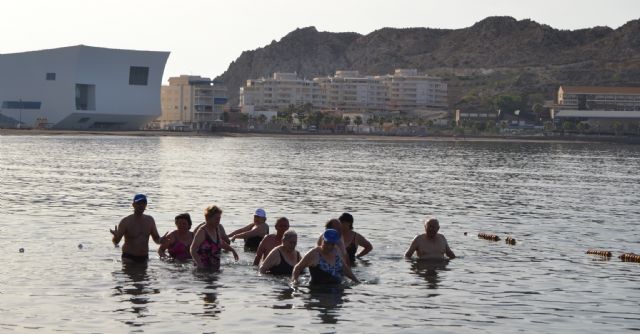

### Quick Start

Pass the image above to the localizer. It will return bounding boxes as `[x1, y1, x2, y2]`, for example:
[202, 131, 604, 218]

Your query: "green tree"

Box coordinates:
[494, 94, 523, 115]
[562, 121, 574, 134]
[343, 116, 351, 126]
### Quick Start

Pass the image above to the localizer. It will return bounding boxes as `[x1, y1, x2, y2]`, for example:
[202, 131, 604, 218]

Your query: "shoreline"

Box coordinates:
[1, 128, 636, 144]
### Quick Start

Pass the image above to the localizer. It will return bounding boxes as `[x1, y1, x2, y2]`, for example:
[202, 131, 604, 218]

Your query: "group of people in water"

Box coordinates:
[110, 194, 456, 285]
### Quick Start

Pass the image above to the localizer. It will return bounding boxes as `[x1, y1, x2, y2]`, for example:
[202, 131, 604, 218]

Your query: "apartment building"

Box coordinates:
[239, 69, 447, 113]
[553, 86, 640, 133]
[240, 72, 321, 111]
[157, 75, 227, 130]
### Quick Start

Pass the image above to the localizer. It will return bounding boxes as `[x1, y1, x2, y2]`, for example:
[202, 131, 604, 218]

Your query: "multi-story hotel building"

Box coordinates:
[240, 72, 321, 111]
[157, 75, 228, 130]
[240, 69, 447, 113]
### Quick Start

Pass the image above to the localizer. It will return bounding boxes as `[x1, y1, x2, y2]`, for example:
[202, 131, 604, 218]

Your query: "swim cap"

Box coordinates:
[323, 229, 340, 244]
[133, 194, 147, 203]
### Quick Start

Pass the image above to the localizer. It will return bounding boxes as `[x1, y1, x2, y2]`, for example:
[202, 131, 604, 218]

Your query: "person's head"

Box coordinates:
[324, 218, 342, 232]
[275, 217, 290, 235]
[205, 205, 223, 225]
[132, 194, 147, 214]
[174, 213, 192, 231]
[253, 208, 267, 224]
[338, 212, 354, 231]
[424, 217, 440, 238]
[282, 230, 297, 250]
[321, 228, 340, 250]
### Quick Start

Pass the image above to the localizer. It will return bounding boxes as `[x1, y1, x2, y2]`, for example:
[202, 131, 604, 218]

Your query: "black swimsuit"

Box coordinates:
[244, 225, 269, 251]
[122, 252, 149, 263]
[346, 233, 358, 263]
[266, 250, 300, 276]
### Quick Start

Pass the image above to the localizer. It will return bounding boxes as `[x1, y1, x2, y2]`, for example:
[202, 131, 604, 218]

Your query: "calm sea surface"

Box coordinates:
[1, 135, 639, 333]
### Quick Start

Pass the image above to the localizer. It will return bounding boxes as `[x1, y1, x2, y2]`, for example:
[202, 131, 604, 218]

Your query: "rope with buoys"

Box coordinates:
[478, 233, 500, 241]
[586, 249, 612, 257]
[619, 253, 640, 263]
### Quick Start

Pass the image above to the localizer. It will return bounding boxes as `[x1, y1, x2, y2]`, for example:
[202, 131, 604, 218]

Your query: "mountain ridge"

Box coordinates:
[216, 16, 640, 112]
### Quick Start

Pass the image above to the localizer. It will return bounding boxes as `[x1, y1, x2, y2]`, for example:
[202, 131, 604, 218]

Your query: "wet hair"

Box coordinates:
[324, 218, 341, 230]
[276, 217, 290, 225]
[339, 212, 354, 230]
[175, 213, 192, 227]
[424, 217, 439, 229]
[205, 205, 223, 217]
[283, 230, 297, 241]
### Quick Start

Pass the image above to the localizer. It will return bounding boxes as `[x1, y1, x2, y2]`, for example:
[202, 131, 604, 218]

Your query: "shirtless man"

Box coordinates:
[110, 194, 162, 263]
[253, 217, 289, 265]
[228, 208, 270, 251]
[404, 217, 456, 260]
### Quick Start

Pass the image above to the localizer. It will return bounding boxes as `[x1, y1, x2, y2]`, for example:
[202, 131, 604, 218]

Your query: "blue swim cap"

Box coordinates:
[323, 229, 340, 244]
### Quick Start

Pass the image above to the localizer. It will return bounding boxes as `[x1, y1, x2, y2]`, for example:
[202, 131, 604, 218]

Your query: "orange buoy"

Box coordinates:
[619, 253, 640, 263]
[478, 233, 500, 241]
[586, 249, 612, 257]
[505, 237, 516, 245]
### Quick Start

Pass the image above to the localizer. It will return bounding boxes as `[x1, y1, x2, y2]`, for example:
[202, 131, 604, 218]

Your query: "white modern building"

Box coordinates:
[239, 69, 447, 113]
[0, 45, 169, 130]
[157, 75, 228, 130]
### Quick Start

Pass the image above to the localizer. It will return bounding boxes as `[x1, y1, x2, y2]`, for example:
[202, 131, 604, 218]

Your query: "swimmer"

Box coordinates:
[228, 208, 269, 251]
[259, 230, 301, 276]
[254, 217, 290, 265]
[339, 213, 373, 263]
[293, 229, 359, 285]
[190, 205, 239, 270]
[110, 194, 162, 264]
[404, 217, 456, 260]
[316, 218, 348, 261]
[158, 213, 194, 261]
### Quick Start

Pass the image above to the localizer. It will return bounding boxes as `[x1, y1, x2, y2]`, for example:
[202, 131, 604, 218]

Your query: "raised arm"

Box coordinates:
[228, 224, 253, 238]
[110, 219, 126, 245]
[404, 236, 418, 258]
[233, 225, 265, 240]
[157, 232, 175, 258]
[355, 233, 373, 258]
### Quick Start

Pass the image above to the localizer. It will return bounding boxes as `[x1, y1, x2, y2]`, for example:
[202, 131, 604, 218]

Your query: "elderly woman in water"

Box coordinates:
[293, 229, 359, 285]
[259, 230, 301, 276]
[158, 213, 194, 261]
[190, 205, 239, 270]
[338, 213, 373, 263]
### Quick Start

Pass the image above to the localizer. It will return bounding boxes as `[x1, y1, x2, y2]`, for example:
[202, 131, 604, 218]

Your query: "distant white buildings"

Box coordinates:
[0, 45, 169, 130]
[157, 75, 227, 130]
[240, 69, 447, 113]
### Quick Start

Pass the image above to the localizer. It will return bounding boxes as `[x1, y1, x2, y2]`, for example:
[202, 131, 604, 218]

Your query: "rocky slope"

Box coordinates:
[216, 16, 640, 113]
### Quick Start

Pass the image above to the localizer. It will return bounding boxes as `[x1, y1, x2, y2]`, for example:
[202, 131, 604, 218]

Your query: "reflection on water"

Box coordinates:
[112, 262, 160, 326]
[300, 286, 348, 324]
[409, 259, 450, 290]
[192, 271, 222, 318]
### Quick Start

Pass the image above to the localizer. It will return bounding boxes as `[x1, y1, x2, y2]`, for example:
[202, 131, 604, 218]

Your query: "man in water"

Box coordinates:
[253, 217, 290, 265]
[110, 194, 162, 263]
[404, 217, 456, 260]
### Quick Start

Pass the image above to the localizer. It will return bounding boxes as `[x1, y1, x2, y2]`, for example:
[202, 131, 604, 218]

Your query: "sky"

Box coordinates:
[1, 0, 638, 84]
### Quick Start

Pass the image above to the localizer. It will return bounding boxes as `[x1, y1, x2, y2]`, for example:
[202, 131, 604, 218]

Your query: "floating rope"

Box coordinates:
[586, 249, 612, 257]
[478, 233, 500, 241]
[619, 253, 640, 263]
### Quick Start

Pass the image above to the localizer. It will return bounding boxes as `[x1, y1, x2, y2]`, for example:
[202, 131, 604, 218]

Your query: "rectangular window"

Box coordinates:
[75, 84, 96, 111]
[129, 66, 149, 85]
[2, 101, 41, 109]
[46, 73, 56, 81]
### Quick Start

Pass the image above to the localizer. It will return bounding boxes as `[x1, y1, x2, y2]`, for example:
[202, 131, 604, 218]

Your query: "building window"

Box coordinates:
[1, 101, 41, 109]
[46, 73, 56, 81]
[129, 66, 149, 85]
[75, 84, 96, 111]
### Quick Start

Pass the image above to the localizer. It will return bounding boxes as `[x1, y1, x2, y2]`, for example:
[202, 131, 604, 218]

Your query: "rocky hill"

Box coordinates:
[216, 16, 640, 113]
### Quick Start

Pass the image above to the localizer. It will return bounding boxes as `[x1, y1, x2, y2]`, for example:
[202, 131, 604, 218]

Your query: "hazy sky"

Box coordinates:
[1, 0, 638, 83]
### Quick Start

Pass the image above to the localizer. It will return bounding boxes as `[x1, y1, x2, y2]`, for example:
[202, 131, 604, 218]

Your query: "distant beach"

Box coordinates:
[0, 128, 612, 144]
